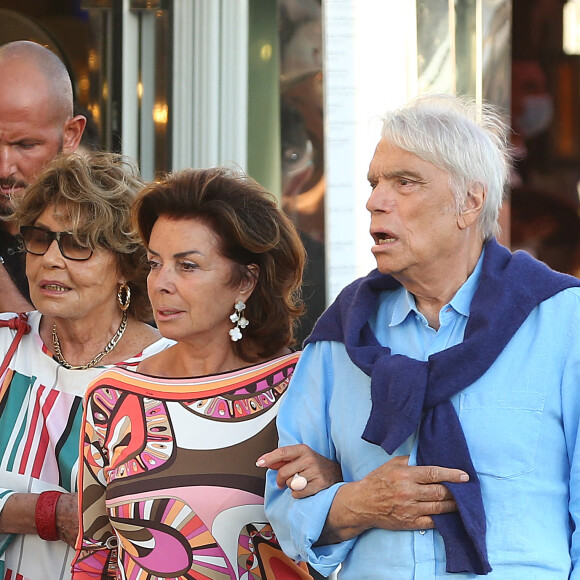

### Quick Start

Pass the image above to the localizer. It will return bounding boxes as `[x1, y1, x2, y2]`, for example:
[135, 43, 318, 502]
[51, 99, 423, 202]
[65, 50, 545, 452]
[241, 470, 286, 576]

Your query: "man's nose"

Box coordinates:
[366, 183, 395, 213]
[0, 147, 16, 179]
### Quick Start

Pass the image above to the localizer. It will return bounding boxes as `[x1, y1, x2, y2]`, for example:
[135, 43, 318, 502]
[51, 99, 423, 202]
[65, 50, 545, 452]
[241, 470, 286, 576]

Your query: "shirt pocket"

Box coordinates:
[458, 390, 545, 479]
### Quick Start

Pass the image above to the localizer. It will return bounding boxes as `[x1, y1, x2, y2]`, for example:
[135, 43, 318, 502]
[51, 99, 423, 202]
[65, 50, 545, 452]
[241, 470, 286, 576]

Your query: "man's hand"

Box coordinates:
[257, 444, 342, 498]
[55, 492, 79, 548]
[318, 455, 468, 545]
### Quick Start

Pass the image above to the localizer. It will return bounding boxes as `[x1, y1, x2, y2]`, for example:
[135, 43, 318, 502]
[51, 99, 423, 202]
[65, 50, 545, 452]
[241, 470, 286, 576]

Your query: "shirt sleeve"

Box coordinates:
[71, 392, 115, 579]
[562, 300, 580, 579]
[265, 341, 356, 577]
[0, 491, 16, 557]
[0, 316, 33, 548]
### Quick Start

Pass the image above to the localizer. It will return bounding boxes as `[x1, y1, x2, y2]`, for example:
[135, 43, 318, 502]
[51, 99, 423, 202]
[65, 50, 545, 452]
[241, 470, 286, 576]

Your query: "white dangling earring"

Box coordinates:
[229, 300, 249, 342]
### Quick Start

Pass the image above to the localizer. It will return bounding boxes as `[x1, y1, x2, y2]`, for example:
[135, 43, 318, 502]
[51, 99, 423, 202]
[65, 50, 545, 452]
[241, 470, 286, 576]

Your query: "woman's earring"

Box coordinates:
[229, 300, 249, 342]
[117, 283, 131, 311]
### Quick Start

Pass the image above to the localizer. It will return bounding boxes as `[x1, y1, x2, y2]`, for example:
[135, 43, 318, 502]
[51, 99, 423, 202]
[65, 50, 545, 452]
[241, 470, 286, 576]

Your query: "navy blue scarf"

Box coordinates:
[305, 239, 580, 574]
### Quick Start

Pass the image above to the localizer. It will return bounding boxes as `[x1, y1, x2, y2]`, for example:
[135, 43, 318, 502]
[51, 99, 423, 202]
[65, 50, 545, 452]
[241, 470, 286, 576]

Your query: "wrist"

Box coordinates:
[339, 480, 374, 534]
[322, 481, 371, 543]
[35, 491, 64, 541]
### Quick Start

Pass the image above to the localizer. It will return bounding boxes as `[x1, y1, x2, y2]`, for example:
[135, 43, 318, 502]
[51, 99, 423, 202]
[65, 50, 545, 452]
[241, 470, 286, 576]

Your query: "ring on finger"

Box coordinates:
[290, 473, 308, 491]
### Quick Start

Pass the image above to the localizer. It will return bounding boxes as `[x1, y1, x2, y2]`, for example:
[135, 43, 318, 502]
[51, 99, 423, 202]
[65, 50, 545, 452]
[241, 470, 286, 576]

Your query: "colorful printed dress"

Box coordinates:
[72, 351, 311, 580]
[0, 311, 172, 580]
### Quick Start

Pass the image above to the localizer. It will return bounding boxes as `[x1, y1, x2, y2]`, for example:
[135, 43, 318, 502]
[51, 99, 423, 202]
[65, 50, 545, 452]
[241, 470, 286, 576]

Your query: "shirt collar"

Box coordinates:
[449, 248, 485, 317]
[388, 247, 485, 327]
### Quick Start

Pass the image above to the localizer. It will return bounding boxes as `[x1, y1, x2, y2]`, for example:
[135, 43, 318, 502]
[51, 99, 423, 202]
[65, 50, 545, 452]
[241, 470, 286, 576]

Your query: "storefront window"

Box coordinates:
[0, 1, 171, 179]
[278, 0, 326, 343]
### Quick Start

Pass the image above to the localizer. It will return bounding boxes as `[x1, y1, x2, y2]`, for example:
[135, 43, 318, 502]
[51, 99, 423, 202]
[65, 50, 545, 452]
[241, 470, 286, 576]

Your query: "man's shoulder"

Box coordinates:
[0, 225, 17, 245]
[517, 285, 580, 336]
[540, 284, 580, 306]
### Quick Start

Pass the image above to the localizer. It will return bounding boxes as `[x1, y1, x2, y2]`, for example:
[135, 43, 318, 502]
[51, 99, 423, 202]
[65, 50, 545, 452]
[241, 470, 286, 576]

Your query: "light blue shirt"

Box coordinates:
[265, 254, 580, 579]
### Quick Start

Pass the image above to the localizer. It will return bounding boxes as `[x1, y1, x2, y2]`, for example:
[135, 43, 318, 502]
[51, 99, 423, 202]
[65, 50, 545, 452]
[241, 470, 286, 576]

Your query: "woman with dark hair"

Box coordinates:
[73, 167, 340, 579]
[0, 153, 171, 579]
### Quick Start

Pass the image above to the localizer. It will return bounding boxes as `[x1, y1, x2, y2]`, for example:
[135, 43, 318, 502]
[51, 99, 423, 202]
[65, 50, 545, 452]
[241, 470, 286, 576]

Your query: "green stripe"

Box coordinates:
[0, 372, 36, 468]
[6, 419, 27, 472]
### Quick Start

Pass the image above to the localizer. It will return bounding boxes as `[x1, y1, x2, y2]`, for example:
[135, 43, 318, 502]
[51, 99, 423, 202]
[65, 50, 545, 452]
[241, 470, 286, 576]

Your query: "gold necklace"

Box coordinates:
[52, 311, 128, 370]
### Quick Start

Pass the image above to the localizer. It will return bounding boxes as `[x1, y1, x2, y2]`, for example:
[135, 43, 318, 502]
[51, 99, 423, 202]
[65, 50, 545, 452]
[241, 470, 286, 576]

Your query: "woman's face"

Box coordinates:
[146, 215, 256, 346]
[25, 204, 123, 321]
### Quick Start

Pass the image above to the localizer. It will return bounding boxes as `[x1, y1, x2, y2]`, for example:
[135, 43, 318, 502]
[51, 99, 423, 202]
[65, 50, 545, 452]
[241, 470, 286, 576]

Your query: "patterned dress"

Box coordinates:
[72, 351, 311, 579]
[0, 311, 172, 580]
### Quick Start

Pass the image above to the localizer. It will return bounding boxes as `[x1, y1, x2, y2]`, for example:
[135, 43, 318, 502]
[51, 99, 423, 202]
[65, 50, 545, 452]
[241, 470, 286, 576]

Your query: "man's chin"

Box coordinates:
[0, 185, 26, 216]
[0, 196, 12, 217]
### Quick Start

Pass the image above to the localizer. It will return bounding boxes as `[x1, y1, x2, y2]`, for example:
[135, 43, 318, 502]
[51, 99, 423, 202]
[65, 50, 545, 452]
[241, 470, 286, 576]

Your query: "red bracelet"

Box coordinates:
[35, 491, 64, 541]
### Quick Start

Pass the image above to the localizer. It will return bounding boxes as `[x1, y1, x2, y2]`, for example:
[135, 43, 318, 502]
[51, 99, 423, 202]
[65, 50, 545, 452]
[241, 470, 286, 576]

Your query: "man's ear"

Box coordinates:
[62, 115, 88, 154]
[457, 182, 485, 230]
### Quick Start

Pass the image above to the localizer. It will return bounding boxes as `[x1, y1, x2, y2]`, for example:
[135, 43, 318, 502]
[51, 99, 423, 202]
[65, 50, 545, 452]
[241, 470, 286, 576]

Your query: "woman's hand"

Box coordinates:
[256, 444, 342, 498]
[55, 492, 79, 547]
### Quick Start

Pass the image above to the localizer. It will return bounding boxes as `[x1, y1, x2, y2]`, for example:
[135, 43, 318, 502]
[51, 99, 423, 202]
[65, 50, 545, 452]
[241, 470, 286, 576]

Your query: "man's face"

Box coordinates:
[0, 87, 64, 213]
[366, 139, 465, 286]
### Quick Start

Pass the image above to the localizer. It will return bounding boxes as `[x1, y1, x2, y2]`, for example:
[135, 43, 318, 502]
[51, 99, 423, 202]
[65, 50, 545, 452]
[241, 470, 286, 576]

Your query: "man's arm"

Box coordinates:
[0, 264, 32, 312]
[318, 455, 467, 544]
[562, 307, 580, 578]
[264, 341, 468, 572]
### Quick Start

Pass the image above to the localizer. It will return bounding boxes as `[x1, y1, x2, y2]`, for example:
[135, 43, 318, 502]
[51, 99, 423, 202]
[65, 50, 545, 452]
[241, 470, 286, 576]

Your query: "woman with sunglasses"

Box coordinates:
[0, 153, 171, 580]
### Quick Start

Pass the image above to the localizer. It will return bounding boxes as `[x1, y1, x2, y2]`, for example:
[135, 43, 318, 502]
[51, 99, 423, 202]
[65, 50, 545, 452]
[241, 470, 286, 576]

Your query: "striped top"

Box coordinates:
[0, 311, 172, 580]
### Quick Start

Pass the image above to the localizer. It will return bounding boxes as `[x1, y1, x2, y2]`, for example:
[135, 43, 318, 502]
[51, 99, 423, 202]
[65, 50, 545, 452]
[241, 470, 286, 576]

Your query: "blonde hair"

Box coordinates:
[13, 152, 153, 321]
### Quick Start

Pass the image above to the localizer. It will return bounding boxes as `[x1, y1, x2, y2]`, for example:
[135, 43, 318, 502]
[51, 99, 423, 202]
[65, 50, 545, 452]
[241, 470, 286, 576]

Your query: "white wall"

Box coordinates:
[172, 0, 249, 171]
[323, 0, 419, 300]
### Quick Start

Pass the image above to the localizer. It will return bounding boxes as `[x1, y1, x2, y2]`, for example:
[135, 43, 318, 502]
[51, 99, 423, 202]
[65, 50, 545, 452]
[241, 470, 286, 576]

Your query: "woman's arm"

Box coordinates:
[257, 443, 342, 498]
[0, 491, 78, 547]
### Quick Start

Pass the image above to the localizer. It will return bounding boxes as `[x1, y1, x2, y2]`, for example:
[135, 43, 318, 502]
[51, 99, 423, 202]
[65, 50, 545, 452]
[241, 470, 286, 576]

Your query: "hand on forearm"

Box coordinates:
[316, 455, 469, 545]
[257, 444, 342, 498]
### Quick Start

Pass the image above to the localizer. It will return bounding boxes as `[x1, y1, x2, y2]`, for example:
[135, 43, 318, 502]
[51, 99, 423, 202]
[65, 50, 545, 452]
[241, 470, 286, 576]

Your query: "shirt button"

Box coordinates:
[419, 530, 426, 535]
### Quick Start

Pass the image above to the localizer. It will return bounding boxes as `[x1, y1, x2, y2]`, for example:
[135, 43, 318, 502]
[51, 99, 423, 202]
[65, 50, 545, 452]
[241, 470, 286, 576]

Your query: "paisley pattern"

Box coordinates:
[73, 352, 311, 579]
[110, 496, 234, 579]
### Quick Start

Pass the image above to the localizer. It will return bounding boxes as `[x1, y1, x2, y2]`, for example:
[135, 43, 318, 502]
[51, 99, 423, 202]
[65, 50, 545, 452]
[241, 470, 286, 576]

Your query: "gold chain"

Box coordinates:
[51, 311, 128, 370]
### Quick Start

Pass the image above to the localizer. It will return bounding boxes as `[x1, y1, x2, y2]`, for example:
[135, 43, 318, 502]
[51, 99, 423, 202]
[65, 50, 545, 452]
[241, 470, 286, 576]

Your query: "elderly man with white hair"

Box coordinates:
[260, 94, 580, 578]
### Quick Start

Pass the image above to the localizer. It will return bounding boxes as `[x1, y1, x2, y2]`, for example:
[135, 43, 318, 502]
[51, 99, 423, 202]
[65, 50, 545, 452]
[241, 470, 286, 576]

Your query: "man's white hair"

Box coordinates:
[381, 94, 513, 239]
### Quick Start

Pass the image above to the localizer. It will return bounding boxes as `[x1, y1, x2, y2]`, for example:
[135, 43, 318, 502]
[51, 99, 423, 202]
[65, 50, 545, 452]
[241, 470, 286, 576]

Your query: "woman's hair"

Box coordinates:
[133, 167, 306, 361]
[380, 94, 513, 239]
[12, 152, 153, 322]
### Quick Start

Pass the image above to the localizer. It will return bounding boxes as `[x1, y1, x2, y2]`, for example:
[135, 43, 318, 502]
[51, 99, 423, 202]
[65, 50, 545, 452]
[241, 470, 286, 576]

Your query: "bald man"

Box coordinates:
[0, 41, 86, 312]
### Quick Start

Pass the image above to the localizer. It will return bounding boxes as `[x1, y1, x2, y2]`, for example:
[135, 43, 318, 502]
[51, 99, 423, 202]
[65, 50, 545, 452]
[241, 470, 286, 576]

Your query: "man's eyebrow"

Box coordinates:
[368, 169, 425, 181]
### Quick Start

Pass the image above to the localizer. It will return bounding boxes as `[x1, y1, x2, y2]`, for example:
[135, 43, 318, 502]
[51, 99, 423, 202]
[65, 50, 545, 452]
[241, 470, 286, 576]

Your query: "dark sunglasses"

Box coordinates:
[19, 225, 94, 261]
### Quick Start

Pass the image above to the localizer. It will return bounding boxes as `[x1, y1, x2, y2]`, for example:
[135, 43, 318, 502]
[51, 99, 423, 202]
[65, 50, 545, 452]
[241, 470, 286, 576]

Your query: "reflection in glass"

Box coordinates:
[482, 0, 511, 113]
[417, 0, 455, 94]
[416, 0, 511, 112]
[278, 0, 326, 344]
